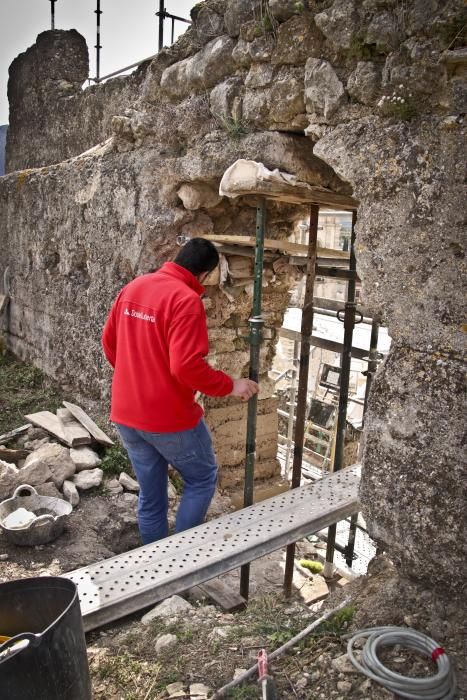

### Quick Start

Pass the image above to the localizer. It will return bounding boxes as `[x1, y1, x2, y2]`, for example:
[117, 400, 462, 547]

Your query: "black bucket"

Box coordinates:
[0, 576, 92, 700]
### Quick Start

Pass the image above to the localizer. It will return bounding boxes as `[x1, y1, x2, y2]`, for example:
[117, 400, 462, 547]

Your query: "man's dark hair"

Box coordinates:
[174, 237, 219, 276]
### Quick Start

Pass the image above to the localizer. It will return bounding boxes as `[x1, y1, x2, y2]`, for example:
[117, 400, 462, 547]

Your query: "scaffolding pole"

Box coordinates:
[324, 211, 360, 577]
[344, 316, 380, 567]
[95, 0, 102, 82]
[284, 340, 300, 477]
[49, 0, 57, 30]
[240, 198, 266, 600]
[283, 204, 319, 597]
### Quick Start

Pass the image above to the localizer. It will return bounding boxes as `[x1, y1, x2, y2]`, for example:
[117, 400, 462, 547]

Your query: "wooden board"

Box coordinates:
[24, 411, 71, 446]
[197, 579, 247, 612]
[203, 234, 349, 260]
[0, 424, 31, 446]
[0, 447, 30, 463]
[56, 408, 92, 447]
[62, 401, 114, 446]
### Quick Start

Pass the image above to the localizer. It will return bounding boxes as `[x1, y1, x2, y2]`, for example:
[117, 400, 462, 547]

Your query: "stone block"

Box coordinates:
[35, 482, 63, 499]
[177, 183, 222, 210]
[304, 58, 347, 120]
[119, 472, 139, 492]
[24, 443, 75, 487]
[62, 479, 80, 506]
[224, 0, 262, 37]
[347, 61, 381, 105]
[272, 15, 323, 65]
[73, 468, 103, 491]
[141, 595, 193, 624]
[161, 36, 236, 100]
[70, 446, 101, 471]
[15, 460, 53, 491]
[0, 460, 19, 500]
[314, 0, 360, 50]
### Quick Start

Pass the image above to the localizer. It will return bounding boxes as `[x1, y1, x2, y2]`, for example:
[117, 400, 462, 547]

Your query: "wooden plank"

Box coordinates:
[62, 402, 114, 446]
[56, 408, 92, 447]
[196, 579, 247, 612]
[24, 411, 72, 446]
[0, 424, 32, 446]
[219, 161, 358, 209]
[0, 447, 30, 463]
[203, 234, 349, 260]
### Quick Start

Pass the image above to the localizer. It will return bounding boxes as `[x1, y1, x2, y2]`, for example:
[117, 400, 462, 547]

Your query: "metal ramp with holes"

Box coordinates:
[65, 465, 360, 631]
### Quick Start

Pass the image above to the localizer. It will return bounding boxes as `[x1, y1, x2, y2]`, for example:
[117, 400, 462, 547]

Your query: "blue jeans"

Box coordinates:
[115, 419, 218, 544]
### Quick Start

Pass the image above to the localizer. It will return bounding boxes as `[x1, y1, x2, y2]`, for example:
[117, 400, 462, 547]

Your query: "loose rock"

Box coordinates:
[24, 443, 75, 488]
[141, 595, 193, 625]
[155, 633, 177, 654]
[62, 479, 80, 506]
[72, 468, 103, 491]
[70, 446, 102, 471]
[118, 472, 139, 492]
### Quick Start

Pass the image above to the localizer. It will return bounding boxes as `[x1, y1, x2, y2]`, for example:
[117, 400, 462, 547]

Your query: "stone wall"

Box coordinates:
[1, 0, 466, 589]
[5, 30, 148, 172]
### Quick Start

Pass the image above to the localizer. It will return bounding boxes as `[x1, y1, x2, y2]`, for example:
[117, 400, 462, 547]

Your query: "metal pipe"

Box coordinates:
[344, 318, 381, 567]
[94, 0, 102, 83]
[284, 340, 299, 477]
[240, 198, 266, 601]
[283, 204, 319, 597]
[324, 211, 358, 577]
[50, 0, 57, 30]
[97, 55, 157, 82]
[158, 0, 165, 50]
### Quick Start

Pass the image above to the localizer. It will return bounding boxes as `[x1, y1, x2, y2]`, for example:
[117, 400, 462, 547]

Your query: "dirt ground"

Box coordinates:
[1, 352, 465, 698]
[1, 494, 465, 699]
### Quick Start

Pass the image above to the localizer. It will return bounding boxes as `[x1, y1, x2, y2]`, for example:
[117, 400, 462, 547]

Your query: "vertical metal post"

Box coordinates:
[284, 340, 299, 477]
[158, 0, 165, 50]
[362, 318, 380, 420]
[240, 198, 266, 601]
[324, 211, 358, 578]
[95, 0, 102, 83]
[171, 17, 175, 44]
[50, 0, 57, 30]
[283, 204, 319, 597]
[344, 317, 380, 567]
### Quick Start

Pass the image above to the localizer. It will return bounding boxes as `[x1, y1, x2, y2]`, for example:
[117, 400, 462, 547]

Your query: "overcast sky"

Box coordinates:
[0, 0, 197, 124]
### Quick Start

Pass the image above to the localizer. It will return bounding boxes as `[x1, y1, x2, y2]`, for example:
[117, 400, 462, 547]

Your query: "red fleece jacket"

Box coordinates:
[102, 262, 234, 432]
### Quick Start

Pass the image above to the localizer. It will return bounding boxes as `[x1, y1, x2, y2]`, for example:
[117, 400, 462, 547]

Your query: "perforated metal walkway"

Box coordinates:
[65, 465, 360, 631]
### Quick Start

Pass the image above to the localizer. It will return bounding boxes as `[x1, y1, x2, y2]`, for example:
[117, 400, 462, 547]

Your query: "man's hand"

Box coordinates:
[230, 378, 259, 401]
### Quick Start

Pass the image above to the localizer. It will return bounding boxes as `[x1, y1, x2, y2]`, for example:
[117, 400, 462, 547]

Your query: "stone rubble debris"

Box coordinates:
[72, 468, 104, 491]
[70, 446, 102, 471]
[118, 472, 139, 492]
[62, 479, 80, 506]
[2, 507, 37, 529]
[141, 595, 194, 625]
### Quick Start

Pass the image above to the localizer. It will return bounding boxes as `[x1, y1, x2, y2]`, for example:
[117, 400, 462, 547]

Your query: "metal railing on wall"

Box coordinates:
[47, 0, 191, 83]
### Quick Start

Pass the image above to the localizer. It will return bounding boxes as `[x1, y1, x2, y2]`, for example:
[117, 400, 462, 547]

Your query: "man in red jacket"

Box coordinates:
[102, 238, 258, 544]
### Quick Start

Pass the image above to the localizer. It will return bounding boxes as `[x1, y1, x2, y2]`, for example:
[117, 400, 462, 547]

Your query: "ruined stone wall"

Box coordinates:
[1, 0, 466, 589]
[5, 29, 148, 172]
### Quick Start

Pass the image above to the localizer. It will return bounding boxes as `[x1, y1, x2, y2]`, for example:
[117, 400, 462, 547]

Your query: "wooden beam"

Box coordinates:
[203, 234, 349, 260]
[57, 408, 92, 447]
[196, 579, 247, 612]
[24, 411, 71, 446]
[219, 160, 358, 210]
[62, 402, 114, 446]
[0, 424, 31, 446]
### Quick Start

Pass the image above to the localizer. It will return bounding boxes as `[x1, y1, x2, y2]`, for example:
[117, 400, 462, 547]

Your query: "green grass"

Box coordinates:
[99, 443, 133, 476]
[0, 351, 64, 435]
